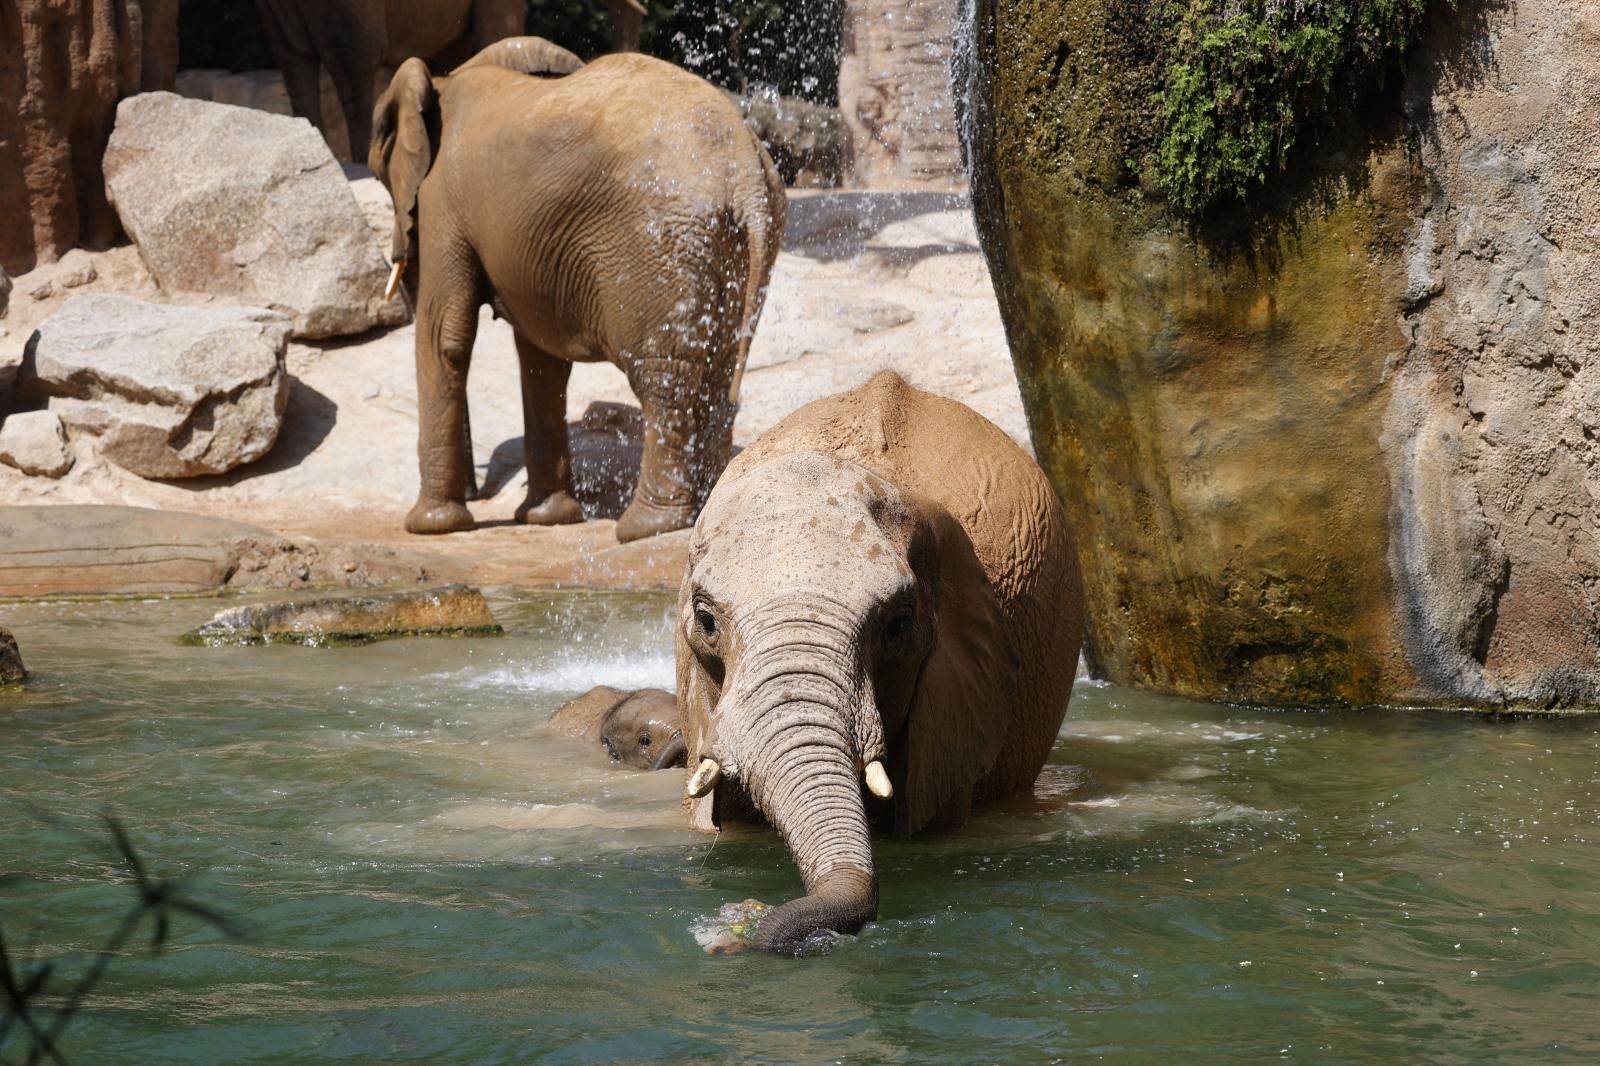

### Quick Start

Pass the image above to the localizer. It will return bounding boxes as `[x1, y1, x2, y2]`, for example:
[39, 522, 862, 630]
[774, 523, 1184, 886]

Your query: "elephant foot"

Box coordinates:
[615, 497, 696, 543]
[517, 490, 584, 526]
[405, 497, 476, 535]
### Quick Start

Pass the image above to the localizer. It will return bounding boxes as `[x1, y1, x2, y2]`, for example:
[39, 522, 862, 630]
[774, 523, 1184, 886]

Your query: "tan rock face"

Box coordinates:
[0, 0, 178, 274]
[25, 294, 292, 479]
[968, 0, 1600, 708]
[838, 0, 965, 190]
[103, 93, 407, 339]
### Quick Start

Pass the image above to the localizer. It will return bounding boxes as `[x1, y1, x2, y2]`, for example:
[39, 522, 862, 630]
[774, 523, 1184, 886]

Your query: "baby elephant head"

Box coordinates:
[677, 451, 1014, 953]
[598, 689, 686, 770]
[548, 686, 685, 770]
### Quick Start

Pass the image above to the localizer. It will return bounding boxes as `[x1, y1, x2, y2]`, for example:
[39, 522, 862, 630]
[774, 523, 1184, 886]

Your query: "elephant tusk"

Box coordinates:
[384, 260, 405, 301]
[624, 0, 648, 14]
[864, 760, 892, 799]
[687, 758, 721, 797]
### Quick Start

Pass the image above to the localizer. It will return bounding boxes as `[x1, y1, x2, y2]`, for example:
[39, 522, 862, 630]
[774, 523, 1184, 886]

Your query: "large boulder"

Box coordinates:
[0, 0, 178, 274]
[966, 0, 1600, 709]
[24, 294, 291, 478]
[0, 410, 74, 478]
[103, 93, 406, 339]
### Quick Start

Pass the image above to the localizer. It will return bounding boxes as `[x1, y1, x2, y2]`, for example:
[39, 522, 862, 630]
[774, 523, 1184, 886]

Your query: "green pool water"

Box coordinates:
[2, 592, 1598, 1063]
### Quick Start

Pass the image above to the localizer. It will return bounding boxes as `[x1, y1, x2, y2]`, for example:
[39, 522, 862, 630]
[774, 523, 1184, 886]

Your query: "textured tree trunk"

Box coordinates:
[837, 0, 965, 190]
[0, 0, 179, 274]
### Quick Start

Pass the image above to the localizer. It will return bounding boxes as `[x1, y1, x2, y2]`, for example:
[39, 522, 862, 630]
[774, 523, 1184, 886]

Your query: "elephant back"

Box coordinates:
[717, 371, 1085, 795]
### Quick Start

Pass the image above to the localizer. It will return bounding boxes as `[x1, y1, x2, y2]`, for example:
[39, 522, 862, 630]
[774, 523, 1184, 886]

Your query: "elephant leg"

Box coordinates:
[406, 242, 481, 535]
[689, 351, 739, 511]
[616, 359, 700, 543]
[513, 335, 583, 526]
[326, 63, 374, 165]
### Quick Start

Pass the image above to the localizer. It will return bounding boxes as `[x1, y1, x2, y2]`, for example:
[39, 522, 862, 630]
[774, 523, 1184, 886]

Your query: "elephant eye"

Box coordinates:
[884, 603, 915, 644]
[638, 731, 651, 749]
[693, 604, 717, 637]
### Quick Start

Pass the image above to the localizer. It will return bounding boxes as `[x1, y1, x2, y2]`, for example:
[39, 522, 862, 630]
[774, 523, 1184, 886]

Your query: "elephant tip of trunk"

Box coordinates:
[748, 868, 879, 955]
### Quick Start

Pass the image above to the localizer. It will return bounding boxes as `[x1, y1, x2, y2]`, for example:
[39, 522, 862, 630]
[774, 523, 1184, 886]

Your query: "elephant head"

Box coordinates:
[368, 37, 584, 293]
[677, 451, 1015, 953]
[599, 689, 686, 770]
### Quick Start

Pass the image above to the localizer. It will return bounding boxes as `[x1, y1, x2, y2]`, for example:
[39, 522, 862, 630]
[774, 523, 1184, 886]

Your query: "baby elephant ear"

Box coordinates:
[369, 57, 439, 270]
[898, 503, 1016, 836]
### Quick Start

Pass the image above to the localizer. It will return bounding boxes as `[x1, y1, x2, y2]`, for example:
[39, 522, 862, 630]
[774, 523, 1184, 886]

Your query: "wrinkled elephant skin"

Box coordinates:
[675, 372, 1084, 953]
[549, 685, 685, 770]
[369, 42, 785, 541]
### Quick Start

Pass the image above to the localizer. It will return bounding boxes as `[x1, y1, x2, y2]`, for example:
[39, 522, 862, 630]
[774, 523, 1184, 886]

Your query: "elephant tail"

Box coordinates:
[726, 162, 785, 406]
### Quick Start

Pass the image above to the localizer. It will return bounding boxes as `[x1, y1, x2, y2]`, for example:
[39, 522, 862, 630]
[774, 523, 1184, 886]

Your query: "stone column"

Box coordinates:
[838, 0, 965, 190]
[966, 0, 1600, 709]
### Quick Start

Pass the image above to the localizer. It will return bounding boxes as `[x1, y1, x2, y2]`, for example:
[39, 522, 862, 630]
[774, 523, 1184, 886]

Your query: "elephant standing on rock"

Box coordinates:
[255, 0, 522, 159]
[676, 372, 1084, 953]
[549, 685, 685, 769]
[370, 40, 785, 540]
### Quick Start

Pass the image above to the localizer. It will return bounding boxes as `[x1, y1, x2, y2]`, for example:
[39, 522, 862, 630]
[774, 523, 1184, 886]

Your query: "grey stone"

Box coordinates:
[0, 626, 23, 686]
[104, 92, 406, 339]
[0, 410, 74, 478]
[26, 294, 291, 478]
[55, 249, 97, 289]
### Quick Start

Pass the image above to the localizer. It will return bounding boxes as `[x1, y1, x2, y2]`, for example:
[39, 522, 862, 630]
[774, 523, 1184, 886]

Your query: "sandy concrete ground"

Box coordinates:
[1, 188, 1022, 592]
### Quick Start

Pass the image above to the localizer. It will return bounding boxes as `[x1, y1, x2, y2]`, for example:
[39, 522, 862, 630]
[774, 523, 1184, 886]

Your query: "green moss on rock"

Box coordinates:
[1150, 0, 1441, 215]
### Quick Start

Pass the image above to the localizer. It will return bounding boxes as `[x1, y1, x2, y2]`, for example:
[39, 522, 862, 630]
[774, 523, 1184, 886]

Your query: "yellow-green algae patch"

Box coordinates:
[181, 584, 504, 648]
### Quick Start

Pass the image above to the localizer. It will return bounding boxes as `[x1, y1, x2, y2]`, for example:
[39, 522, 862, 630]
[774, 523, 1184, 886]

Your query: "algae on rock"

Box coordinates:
[967, 0, 1600, 709]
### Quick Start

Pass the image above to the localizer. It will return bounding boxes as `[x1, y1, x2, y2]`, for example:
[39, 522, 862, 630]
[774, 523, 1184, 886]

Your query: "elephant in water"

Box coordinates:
[674, 372, 1084, 953]
[255, 0, 522, 159]
[549, 685, 685, 770]
[369, 39, 785, 541]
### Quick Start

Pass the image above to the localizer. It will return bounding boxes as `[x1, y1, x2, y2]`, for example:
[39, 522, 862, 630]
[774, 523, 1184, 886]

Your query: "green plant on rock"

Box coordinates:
[1150, 0, 1441, 216]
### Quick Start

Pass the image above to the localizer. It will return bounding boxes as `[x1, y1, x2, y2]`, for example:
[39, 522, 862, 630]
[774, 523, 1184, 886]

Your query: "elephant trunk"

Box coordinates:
[726, 658, 878, 953]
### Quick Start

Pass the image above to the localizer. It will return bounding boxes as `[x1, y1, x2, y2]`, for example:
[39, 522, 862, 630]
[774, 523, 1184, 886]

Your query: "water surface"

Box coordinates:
[2, 592, 1598, 1062]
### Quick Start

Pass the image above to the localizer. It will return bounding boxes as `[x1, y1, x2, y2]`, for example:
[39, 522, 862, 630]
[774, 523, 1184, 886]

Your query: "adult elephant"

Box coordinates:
[370, 39, 784, 540]
[254, 0, 522, 160]
[675, 372, 1084, 953]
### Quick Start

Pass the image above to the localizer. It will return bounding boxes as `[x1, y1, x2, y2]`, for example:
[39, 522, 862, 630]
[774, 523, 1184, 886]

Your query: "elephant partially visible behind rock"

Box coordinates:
[255, 0, 522, 161]
[549, 686, 685, 770]
[0, 0, 178, 275]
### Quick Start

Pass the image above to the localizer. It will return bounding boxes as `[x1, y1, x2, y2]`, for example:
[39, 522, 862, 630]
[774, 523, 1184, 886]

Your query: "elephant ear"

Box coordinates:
[898, 502, 1016, 836]
[370, 57, 439, 269]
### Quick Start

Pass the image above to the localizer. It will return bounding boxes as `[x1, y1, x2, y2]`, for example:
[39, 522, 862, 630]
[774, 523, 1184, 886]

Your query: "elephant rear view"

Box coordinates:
[370, 40, 786, 540]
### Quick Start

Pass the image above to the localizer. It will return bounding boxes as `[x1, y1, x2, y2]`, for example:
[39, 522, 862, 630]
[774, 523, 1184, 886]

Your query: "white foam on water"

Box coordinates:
[436, 650, 677, 695]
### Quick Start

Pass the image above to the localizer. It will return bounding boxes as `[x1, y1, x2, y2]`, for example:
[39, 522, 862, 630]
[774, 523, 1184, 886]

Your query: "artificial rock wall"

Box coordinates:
[967, 0, 1600, 708]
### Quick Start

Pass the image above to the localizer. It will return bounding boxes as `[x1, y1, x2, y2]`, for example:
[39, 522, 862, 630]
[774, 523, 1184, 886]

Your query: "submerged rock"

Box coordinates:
[966, 0, 1600, 708]
[184, 585, 502, 647]
[103, 92, 406, 339]
[24, 294, 290, 478]
[0, 626, 23, 686]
